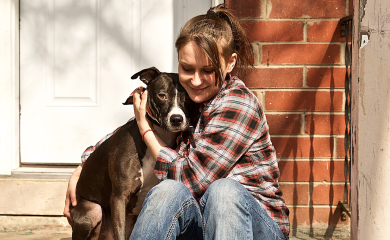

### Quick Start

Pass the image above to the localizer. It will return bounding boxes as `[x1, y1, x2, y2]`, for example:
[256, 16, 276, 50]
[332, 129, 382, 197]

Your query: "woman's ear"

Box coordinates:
[227, 53, 237, 73]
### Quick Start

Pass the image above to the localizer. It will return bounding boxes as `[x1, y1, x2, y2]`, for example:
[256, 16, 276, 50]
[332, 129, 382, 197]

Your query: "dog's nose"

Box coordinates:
[170, 115, 184, 127]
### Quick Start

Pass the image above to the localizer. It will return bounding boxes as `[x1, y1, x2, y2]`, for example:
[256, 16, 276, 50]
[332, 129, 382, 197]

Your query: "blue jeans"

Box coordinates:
[129, 179, 286, 240]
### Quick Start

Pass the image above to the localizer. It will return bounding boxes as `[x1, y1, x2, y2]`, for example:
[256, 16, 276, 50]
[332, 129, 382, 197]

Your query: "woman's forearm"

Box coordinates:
[142, 130, 165, 161]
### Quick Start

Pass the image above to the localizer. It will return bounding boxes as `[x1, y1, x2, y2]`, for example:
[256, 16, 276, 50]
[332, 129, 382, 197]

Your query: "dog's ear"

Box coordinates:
[131, 67, 161, 85]
[123, 87, 146, 105]
[122, 95, 133, 105]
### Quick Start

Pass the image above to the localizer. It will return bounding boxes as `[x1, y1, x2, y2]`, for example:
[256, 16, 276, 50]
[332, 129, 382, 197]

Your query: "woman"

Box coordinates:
[64, 5, 289, 240]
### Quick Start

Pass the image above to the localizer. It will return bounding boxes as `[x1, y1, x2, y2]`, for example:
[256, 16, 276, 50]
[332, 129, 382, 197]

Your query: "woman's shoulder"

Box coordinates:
[218, 76, 260, 107]
[203, 76, 263, 118]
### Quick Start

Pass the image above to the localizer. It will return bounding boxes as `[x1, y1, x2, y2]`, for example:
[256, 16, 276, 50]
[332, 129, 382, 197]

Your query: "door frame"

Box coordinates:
[0, 0, 224, 175]
[0, 0, 20, 175]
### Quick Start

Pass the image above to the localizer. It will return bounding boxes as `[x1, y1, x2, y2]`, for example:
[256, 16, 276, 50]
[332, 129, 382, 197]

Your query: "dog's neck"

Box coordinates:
[152, 124, 180, 148]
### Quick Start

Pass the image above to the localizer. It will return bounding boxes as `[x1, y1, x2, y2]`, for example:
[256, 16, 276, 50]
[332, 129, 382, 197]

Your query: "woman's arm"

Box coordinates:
[63, 164, 82, 224]
[132, 88, 167, 159]
[155, 86, 268, 199]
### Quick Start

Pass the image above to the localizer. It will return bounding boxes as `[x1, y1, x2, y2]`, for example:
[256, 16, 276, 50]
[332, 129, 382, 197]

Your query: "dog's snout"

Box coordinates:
[170, 114, 184, 127]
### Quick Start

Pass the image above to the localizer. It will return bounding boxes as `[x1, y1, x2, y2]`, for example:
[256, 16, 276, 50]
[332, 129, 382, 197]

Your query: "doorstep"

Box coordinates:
[0, 169, 74, 216]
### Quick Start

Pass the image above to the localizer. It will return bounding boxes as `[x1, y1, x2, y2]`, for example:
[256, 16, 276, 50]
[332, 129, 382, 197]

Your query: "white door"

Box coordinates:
[20, 0, 211, 164]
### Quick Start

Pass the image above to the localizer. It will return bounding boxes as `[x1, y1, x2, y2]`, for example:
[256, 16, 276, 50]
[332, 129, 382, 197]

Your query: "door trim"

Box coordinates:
[0, 0, 20, 175]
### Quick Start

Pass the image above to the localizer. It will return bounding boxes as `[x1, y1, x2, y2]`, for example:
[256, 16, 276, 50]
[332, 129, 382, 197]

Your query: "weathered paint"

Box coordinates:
[356, 0, 390, 239]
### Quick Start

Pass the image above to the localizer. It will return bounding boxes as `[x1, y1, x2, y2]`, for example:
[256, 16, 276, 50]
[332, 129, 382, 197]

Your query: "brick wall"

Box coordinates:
[226, 0, 352, 234]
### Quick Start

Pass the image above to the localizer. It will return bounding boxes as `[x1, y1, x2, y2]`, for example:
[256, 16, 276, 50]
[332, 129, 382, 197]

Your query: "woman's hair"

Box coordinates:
[175, 4, 254, 85]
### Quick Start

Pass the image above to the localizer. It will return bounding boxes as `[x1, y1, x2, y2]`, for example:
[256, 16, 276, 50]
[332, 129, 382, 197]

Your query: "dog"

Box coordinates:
[70, 67, 191, 240]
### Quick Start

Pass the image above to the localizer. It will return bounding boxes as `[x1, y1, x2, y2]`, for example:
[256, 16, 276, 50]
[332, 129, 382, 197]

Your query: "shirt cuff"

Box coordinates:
[154, 146, 177, 180]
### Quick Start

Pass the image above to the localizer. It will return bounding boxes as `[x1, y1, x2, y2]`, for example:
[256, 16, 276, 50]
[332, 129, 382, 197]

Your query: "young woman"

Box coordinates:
[64, 5, 290, 240]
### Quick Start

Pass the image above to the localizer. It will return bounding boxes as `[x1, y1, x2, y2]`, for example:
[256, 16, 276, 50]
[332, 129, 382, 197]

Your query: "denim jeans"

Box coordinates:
[129, 179, 286, 240]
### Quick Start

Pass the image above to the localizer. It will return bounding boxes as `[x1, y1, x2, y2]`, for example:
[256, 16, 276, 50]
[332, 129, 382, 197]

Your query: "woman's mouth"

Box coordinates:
[191, 87, 208, 94]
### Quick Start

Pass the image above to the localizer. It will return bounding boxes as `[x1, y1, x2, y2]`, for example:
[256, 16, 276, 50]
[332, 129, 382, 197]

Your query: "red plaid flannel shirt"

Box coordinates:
[81, 76, 289, 238]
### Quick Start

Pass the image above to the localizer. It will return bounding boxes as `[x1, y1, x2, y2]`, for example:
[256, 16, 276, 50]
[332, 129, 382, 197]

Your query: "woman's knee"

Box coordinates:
[206, 179, 245, 200]
[150, 179, 190, 195]
[201, 179, 248, 211]
[145, 180, 193, 207]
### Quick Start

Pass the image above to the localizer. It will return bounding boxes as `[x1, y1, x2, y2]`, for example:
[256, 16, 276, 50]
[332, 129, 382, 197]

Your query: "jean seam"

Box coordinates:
[164, 197, 203, 240]
[241, 200, 252, 240]
[199, 197, 207, 240]
[250, 203, 284, 240]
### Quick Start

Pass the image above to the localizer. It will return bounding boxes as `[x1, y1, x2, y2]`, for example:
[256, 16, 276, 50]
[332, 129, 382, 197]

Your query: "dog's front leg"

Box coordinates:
[110, 193, 127, 240]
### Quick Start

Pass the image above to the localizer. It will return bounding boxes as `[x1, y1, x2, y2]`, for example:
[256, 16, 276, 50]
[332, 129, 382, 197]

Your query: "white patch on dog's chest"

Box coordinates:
[131, 149, 159, 215]
[129, 126, 178, 215]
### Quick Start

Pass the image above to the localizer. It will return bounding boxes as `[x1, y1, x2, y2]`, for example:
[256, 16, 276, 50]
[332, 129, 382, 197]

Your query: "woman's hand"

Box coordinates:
[133, 88, 153, 135]
[63, 164, 83, 225]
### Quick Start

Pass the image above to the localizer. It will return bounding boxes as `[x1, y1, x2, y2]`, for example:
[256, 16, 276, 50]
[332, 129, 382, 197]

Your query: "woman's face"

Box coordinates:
[178, 41, 236, 103]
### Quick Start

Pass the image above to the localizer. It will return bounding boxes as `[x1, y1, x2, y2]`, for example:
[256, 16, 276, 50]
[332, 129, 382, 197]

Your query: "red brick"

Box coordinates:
[269, 0, 347, 19]
[243, 21, 304, 42]
[225, 0, 261, 18]
[305, 114, 346, 135]
[267, 114, 302, 135]
[264, 91, 344, 112]
[279, 160, 345, 182]
[273, 137, 335, 158]
[307, 67, 346, 88]
[349, 0, 354, 15]
[308, 21, 346, 42]
[280, 183, 309, 205]
[312, 184, 346, 205]
[239, 68, 303, 88]
[262, 44, 341, 65]
[336, 137, 350, 159]
[289, 206, 349, 226]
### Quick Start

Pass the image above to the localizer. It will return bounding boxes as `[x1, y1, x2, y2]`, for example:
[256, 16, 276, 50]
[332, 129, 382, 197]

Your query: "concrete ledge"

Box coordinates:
[0, 216, 350, 239]
[0, 216, 70, 231]
[10, 167, 75, 179]
[0, 177, 69, 215]
[290, 224, 350, 239]
[0, 177, 350, 239]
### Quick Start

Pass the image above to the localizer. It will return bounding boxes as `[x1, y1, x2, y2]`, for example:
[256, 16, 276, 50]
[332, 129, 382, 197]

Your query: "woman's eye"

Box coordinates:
[182, 66, 192, 72]
[203, 69, 215, 74]
[158, 93, 168, 100]
[180, 64, 195, 73]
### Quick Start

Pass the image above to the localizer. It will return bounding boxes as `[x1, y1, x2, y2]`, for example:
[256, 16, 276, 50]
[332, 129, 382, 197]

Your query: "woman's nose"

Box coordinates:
[191, 71, 203, 86]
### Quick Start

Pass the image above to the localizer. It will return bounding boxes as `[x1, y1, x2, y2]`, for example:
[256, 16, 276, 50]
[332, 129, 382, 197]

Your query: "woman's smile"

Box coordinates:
[178, 41, 223, 103]
[191, 86, 208, 94]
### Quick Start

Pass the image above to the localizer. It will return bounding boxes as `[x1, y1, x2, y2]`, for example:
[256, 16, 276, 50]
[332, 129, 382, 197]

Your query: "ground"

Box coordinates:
[0, 216, 350, 239]
[0, 228, 350, 240]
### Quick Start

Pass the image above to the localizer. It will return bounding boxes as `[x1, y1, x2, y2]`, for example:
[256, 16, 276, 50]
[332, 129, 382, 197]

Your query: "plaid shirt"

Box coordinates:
[81, 76, 289, 238]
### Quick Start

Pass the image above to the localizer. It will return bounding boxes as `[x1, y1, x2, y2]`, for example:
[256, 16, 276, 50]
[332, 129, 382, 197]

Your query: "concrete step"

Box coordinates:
[0, 176, 350, 239]
[0, 215, 350, 240]
[0, 176, 69, 216]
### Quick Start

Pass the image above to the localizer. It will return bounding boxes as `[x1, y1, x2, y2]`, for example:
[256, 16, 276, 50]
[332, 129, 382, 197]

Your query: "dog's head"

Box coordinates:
[124, 67, 191, 132]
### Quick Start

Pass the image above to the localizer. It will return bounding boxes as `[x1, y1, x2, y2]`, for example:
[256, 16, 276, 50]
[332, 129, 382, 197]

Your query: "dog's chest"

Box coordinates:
[131, 149, 159, 215]
[130, 127, 178, 215]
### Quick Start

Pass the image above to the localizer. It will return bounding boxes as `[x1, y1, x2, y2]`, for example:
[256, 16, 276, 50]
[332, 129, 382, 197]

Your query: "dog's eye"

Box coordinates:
[158, 93, 168, 100]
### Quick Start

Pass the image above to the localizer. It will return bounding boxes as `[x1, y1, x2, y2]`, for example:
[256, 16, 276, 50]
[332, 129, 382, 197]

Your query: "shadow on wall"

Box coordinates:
[277, 24, 348, 238]
[238, 19, 350, 238]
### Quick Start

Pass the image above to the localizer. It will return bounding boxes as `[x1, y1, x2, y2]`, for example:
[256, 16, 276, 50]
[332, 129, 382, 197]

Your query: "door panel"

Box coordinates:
[46, 0, 99, 107]
[20, 0, 211, 164]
